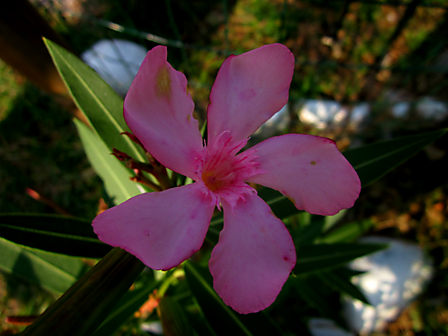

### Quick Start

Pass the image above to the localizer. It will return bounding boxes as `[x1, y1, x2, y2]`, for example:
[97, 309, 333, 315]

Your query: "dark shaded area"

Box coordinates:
[392, 9, 448, 99]
[0, 84, 101, 218]
[55, 0, 238, 69]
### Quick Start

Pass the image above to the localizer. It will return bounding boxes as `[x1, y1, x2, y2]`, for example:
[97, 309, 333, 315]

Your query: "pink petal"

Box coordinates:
[247, 134, 361, 216]
[209, 194, 296, 314]
[124, 46, 203, 179]
[92, 183, 215, 270]
[207, 44, 294, 145]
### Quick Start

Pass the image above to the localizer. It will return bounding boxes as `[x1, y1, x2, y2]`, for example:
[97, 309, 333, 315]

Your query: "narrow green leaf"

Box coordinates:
[260, 187, 299, 219]
[293, 219, 325, 247]
[93, 275, 159, 336]
[292, 276, 345, 326]
[0, 213, 111, 258]
[335, 267, 366, 278]
[21, 248, 144, 336]
[31, 249, 88, 279]
[0, 237, 87, 293]
[319, 220, 374, 243]
[44, 39, 146, 163]
[322, 209, 347, 232]
[183, 299, 219, 336]
[294, 243, 386, 276]
[184, 262, 285, 336]
[344, 128, 447, 187]
[158, 296, 195, 336]
[75, 119, 142, 205]
[318, 269, 370, 305]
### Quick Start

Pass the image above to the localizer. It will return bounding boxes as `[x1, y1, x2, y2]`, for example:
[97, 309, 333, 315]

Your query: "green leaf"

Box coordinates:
[184, 262, 285, 336]
[322, 209, 347, 232]
[319, 219, 374, 243]
[318, 268, 370, 305]
[183, 300, 219, 336]
[158, 296, 195, 336]
[21, 248, 144, 336]
[294, 243, 386, 276]
[0, 213, 111, 258]
[75, 119, 142, 205]
[293, 219, 325, 247]
[292, 276, 345, 326]
[335, 267, 365, 278]
[259, 187, 299, 219]
[344, 128, 448, 187]
[0, 237, 87, 293]
[93, 274, 159, 336]
[44, 39, 146, 163]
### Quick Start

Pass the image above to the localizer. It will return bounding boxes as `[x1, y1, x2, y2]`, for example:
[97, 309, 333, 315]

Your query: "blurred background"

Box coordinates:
[0, 0, 447, 334]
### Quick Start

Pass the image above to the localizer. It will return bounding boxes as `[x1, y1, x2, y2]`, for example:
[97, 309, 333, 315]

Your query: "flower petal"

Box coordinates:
[207, 43, 294, 145]
[93, 183, 214, 270]
[209, 194, 296, 314]
[247, 134, 361, 216]
[124, 46, 203, 179]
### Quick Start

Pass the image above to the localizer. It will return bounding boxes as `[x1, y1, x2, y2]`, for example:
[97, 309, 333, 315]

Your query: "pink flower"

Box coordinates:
[93, 44, 360, 314]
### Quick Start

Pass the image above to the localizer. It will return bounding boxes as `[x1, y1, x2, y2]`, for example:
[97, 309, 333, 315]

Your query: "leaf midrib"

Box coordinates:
[349, 137, 432, 170]
[0, 223, 101, 243]
[80, 122, 135, 200]
[295, 246, 383, 265]
[50, 42, 146, 163]
[0, 237, 78, 285]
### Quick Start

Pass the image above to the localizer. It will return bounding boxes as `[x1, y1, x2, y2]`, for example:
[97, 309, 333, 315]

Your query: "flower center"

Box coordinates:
[202, 171, 225, 192]
[196, 131, 260, 209]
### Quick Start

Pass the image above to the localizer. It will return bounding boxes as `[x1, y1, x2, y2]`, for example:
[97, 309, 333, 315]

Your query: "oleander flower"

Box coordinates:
[92, 44, 360, 314]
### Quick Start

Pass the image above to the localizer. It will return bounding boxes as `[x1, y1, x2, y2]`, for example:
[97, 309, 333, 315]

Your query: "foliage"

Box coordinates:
[1, 1, 448, 333]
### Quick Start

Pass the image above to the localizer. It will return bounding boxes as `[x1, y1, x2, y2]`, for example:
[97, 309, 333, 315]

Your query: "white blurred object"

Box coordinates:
[81, 39, 148, 96]
[391, 98, 448, 120]
[295, 95, 447, 132]
[343, 236, 433, 335]
[297, 99, 348, 130]
[349, 103, 370, 129]
[309, 318, 355, 336]
[254, 104, 289, 139]
[391, 102, 410, 118]
[247, 94, 447, 140]
[296, 99, 371, 130]
[141, 321, 164, 335]
[416, 97, 448, 120]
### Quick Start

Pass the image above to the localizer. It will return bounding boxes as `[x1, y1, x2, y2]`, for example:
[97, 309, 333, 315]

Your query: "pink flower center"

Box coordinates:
[202, 171, 225, 192]
[195, 131, 260, 210]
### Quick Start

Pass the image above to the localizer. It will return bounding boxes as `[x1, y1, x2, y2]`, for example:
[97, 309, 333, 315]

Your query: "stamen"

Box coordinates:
[197, 131, 261, 208]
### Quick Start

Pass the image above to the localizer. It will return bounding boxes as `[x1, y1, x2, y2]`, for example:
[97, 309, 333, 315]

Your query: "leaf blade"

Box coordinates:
[319, 220, 374, 244]
[0, 237, 87, 293]
[93, 275, 159, 336]
[0, 213, 110, 258]
[318, 268, 370, 305]
[292, 276, 345, 326]
[75, 119, 142, 205]
[294, 243, 387, 276]
[44, 39, 146, 162]
[344, 128, 447, 187]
